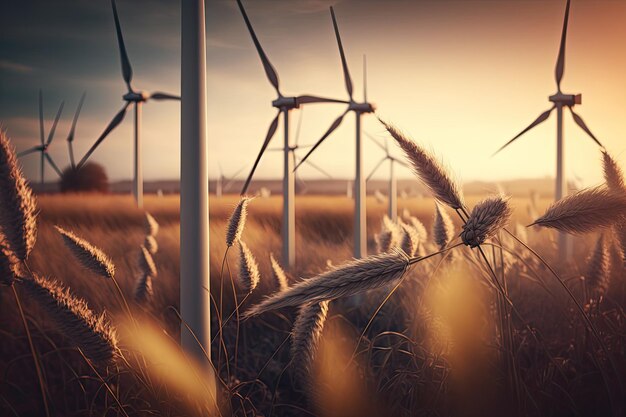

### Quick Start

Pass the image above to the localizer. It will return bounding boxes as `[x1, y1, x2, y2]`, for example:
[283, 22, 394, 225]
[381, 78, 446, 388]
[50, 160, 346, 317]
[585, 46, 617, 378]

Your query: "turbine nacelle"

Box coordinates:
[549, 92, 581, 106]
[272, 96, 299, 110]
[350, 101, 375, 113]
[123, 91, 148, 102]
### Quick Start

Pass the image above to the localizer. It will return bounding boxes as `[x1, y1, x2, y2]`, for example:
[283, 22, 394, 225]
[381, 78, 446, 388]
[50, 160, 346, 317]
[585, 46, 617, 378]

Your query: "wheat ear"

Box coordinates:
[0, 131, 37, 260]
[238, 240, 260, 292]
[144, 235, 158, 254]
[144, 213, 159, 237]
[17, 274, 118, 364]
[529, 186, 626, 234]
[585, 235, 610, 298]
[138, 245, 157, 277]
[379, 119, 464, 209]
[0, 242, 20, 285]
[244, 249, 409, 318]
[269, 252, 289, 292]
[134, 272, 153, 304]
[400, 222, 419, 257]
[461, 195, 512, 248]
[433, 203, 454, 250]
[602, 150, 625, 192]
[226, 197, 251, 247]
[55, 226, 115, 279]
[291, 301, 330, 386]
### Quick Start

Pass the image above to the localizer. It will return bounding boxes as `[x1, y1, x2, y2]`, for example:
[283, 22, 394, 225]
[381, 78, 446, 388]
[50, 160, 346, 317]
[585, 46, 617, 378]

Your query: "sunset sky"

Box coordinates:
[1, 0, 625, 187]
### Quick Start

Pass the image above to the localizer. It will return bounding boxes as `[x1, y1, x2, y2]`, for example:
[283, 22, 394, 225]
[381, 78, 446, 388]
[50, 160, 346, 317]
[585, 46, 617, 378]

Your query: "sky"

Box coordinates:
[1, 0, 625, 187]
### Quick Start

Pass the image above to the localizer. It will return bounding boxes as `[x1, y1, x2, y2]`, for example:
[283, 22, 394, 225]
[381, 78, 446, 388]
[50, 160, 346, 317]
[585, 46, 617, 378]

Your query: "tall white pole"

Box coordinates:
[134, 102, 143, 208]
[181, 0, 211, 369]
[389, 160, 396, 222]
[354, 112, 367, 258]
[282, 108, 295, 268]
[555, 103, 570, 258]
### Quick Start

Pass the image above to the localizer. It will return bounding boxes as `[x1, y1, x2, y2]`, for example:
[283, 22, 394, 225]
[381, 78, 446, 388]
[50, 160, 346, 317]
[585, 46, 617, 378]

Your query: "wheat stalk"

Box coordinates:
[0, 131, 37, 261]
[602, 150, 625, 192]
[144, 235, 158, 255]
[290, 300, 330, 386]
[17, 274, 118, 364]
[585, 235, 610, 298]
[269, 252, 289, 292]
[461, 195, 512, 248]
[138, 245, 157, 277]
[55, 226, 115, 279]
[226, 197, 251, 247]
[400, 222, 419, 257]
[529, 186, 626, 234]
[243, 249, 409, 318]
[144, 213, 159, 237]
[0, 241, 20, 285]
[433, 203, 454, 250]
[134, 272, 153, 304]
[379, 119, 464, 209]
[238, 240, 260, 292]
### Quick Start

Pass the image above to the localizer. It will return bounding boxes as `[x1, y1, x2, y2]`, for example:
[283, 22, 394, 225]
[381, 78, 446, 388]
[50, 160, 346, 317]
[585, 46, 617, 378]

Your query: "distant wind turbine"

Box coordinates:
[18, 90, 64, 186]
[296, 7, 376, 258]
[236, 0, 348, 268]
[78, 0, 180, 208]
[493, 0, 603, 258]
[365, 132, 410, 222]
[216, 162, 247, 198]
[66, 92, 86, 169]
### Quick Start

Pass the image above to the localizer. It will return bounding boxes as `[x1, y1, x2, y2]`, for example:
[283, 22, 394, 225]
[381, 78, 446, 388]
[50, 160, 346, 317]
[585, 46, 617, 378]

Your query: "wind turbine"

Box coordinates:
[493, 0, 603, 258]
[78, 0, 180, 208]
[215, 163, 247, 197]
[296, 8, 376, 258]
[18, 90, 65, 187]
[236, 0, 348, 269]
[66, 92, 86, 169]
[365, 132, 410, 222]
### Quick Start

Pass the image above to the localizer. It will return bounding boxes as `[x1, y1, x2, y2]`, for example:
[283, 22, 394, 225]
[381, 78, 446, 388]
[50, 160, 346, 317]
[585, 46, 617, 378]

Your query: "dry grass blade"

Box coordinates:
[602, 150, 625, 192]
[243, 249, 410, 318]
[461, 195, 512, 248]
[291, 301, 330, 386]
[138, 245, 157, 277]
[0, 242, 20, 285]
[0, 131, 37, 260]
[585, 235, 610, 298]
[238, 240, 260, 292]
[144, 212, 159, 237]
[134, 272, 153, 303]
[55, 226, 115, 279]
[269, 252, 288, 292]
[529, 186, 626, 234]
[226, 197, 251, 247]
[379, 119, 464, 209]
[17, 274, 118, 364]
[144, 235, 158, 255]
[433, 204, 454, 250]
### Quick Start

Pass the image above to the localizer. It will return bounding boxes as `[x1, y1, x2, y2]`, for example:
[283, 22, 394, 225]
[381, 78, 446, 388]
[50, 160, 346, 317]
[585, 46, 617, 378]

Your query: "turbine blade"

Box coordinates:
[364, 131, 387, 153]
[493, 107, 555, 156]
[150, 91, 181, 101]
[366, 157, 387, 182]
[568, 107, 603, 148]
[555, 0, 571, 90]
[77, 103, 129, 168]
[67, 91, 86, 143]
[303, 159, 333, 179]
[236, 0, 280, 93]
[17, 147, 40, 158]
[224, 165, 247, 191]
[330, 7, 353, 100]
[111, 0, 133, 90]
[294, 108, 349, 171]
[44, 153, 62, 177]
[394, 158, 411, 170]
[363, 54, 367, 102]
[39, 89, 44, 145]
[46, 100, 65, 145]
[69, 141, 75, 169]
[240, 111, 281, 195]
[295, 95, 349, 105]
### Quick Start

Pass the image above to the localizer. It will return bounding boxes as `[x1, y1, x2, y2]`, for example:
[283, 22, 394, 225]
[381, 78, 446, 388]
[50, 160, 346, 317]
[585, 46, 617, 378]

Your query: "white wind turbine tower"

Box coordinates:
[296, 7, 376, 259]
[78, 0, 180, 208]
[18, 90, 65, 187]
[365, 132, 410, 222]
[236, 0, 348, 269]
[493, 0, 603, 258]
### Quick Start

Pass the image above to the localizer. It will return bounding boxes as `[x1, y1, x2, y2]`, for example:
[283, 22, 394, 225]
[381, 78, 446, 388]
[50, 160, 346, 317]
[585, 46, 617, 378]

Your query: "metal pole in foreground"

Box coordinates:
[181, 0, 211, 368]
[134, 102, 143, 208]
